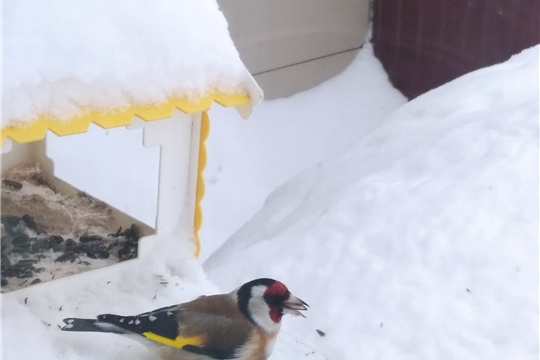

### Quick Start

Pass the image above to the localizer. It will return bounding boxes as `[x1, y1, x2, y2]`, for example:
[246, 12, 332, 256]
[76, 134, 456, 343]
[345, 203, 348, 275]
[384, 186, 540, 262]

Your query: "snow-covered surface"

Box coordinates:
[2, 0, 245, 124]
[200, 44, 406, 259]
[2, 44, 405, 359]
[205, 46, 539, 359]
[2, 41, 538, 360]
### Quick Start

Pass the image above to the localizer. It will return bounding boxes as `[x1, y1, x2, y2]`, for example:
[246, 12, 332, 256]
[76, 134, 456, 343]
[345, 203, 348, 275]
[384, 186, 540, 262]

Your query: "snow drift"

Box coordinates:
[205, 46, 539, 359]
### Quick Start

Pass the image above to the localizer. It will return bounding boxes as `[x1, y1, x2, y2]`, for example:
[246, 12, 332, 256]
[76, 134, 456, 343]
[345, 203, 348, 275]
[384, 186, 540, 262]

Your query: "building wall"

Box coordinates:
[372, 0, 540, 99]
[218, 0, 371, 99]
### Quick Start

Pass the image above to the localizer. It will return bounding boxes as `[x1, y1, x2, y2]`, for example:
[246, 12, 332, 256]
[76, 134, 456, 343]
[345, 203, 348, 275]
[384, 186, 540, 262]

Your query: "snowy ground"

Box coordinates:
[205, 46, 539, 359]
[2, 43, 538, 360]
[200, 44, 406, 259]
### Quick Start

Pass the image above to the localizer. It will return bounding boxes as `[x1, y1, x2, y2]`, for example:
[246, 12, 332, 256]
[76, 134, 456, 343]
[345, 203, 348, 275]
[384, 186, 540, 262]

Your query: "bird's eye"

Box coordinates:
[264, 294, 284, 306]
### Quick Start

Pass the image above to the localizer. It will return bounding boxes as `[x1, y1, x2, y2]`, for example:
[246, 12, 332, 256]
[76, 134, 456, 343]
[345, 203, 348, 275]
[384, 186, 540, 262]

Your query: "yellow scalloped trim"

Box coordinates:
[193, 111, 210, 258]
[0, 92, 250, 145]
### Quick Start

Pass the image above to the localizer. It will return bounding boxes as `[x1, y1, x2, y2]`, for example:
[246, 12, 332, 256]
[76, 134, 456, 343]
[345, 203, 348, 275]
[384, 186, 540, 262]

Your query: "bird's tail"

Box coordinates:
[61, 317, 128, 334]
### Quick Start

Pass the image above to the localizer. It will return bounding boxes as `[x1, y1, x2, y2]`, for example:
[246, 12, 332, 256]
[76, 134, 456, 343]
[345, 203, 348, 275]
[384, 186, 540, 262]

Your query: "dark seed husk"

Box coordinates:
[63, 238, 76, 249]
[31, 239, 52, 253]
[117, 245, 137, 261]
[69, 245, 94, 256]
[84, 248, 109, 259]
[95, 249, 110, 259]
[55, 251, 77, 263]
[117, 247, 129, 259]
[12, 233, 30, 246]
[16, 269, 34, 279]
[31, 173, 52, 188]
[2, 244, 14, 257]
[109, 226, 123, 237]
[1, 216, 21, 232]
[78, 261, 91, 266]
[2, 179, 23, 190]
[1, 235, 13, 248]
[130, 224, 140, 241]
[52, 244, 63, 252]
[14, 259, 38, 267]
[79, 235, 102, 243]
[3, 264, 36, 278]
[1, 254, 11, 269]
[106, 239, 119, 250]
[11, 244, 31, 253]
[85, 248, 98, 259]
[30, 278, 42, 285]
[49, 235, 64, 244]
[22, 214, 40, 233]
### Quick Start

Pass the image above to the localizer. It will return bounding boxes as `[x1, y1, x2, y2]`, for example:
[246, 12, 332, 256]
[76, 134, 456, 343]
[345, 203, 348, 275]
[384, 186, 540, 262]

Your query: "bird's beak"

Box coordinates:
[283, 294, 309, 317]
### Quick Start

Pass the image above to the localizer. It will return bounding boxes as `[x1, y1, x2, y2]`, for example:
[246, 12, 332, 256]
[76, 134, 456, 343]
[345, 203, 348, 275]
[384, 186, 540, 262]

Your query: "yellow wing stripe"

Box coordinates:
[143, 332, 206, 349]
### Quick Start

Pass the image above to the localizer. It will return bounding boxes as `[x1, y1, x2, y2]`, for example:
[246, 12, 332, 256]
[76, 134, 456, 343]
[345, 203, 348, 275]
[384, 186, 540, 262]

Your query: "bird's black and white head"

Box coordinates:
[236, 278, 308, 333]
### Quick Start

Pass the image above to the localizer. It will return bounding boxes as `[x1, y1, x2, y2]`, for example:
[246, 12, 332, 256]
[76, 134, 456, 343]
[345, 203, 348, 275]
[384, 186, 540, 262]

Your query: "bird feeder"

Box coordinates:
[0, 2, 263, 292]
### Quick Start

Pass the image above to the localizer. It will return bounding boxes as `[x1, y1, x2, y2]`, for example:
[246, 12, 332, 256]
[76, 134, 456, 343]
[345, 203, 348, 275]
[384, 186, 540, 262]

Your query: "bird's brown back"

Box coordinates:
[176, 293, 255, 355]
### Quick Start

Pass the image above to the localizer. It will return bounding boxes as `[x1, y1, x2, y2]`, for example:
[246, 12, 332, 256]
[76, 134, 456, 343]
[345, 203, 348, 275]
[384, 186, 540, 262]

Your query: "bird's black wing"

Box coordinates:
[96, 304, 182, 341]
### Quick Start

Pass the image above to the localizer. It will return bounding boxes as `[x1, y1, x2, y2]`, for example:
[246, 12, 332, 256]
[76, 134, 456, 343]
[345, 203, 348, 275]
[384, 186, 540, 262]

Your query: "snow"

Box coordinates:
[2, 36, 538, 360]
[2, 0, 246, 125]
[205, 46, 539, 359]
[2, 43, 406, 359]
[199, 44, 406, 259]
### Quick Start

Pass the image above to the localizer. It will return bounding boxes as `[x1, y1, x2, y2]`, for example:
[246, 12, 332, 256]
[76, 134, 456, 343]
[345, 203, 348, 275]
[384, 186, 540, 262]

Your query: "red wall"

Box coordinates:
[372, 0, 540, 99]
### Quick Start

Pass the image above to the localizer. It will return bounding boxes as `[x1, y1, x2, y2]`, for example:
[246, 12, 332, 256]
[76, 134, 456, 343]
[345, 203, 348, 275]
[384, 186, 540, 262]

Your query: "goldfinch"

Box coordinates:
[61, 278, 308, 360]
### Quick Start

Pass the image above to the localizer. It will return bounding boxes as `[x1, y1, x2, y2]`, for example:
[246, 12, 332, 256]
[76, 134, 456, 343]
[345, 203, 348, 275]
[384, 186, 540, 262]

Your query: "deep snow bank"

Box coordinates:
[205, 46, 539, 359]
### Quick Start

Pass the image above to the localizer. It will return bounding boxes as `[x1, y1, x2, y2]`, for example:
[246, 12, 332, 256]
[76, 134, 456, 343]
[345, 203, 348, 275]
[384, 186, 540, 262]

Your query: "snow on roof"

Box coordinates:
[2, 0, 249, 130]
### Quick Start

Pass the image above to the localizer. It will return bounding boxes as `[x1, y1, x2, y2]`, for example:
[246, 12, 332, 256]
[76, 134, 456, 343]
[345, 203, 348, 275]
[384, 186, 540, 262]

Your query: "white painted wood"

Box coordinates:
[187, 113, 202, 229]
[0, 139, 13, 155]
[142, 111, 195, 235]
[236, 69, 264, 119]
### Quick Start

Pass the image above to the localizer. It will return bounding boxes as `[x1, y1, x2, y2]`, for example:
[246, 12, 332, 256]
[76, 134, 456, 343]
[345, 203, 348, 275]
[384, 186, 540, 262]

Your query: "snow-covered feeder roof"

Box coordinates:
[1, 1, 262, 145]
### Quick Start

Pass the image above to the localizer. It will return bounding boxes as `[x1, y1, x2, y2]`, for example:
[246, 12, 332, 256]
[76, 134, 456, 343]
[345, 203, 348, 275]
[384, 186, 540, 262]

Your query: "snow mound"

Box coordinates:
[3, 0, 245, 124]
[205, 46, 539, 359]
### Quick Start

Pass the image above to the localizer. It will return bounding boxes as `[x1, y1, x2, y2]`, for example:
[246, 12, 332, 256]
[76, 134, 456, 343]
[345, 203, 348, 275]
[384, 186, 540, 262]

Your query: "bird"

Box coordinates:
[61, 278, 308, 360]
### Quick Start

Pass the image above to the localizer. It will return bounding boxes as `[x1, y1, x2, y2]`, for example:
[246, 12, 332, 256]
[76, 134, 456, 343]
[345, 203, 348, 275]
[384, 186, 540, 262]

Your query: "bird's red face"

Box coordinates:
[263, 281, 309, 323]
[237, 278, 308, 331]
